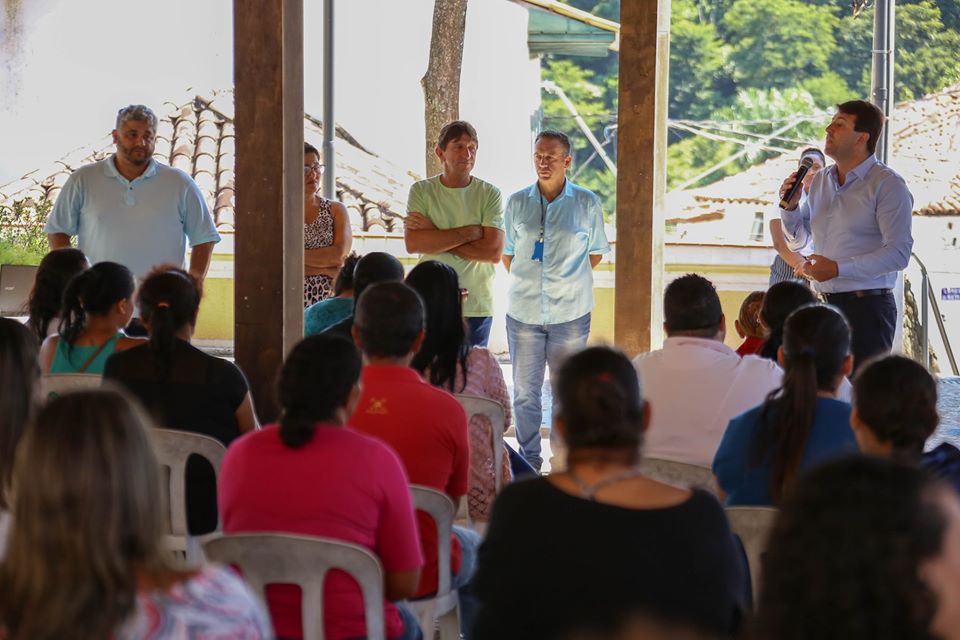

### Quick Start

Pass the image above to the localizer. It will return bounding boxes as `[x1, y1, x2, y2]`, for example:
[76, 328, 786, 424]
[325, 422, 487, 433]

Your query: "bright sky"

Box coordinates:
[0, 0, 234, 184]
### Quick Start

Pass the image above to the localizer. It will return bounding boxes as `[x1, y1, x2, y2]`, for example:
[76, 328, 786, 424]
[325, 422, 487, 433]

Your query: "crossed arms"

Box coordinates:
[404, 212, 504, 263]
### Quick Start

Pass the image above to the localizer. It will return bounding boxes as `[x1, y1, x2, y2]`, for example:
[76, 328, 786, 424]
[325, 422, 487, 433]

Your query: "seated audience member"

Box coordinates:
[0, 390, 270, 639]
[0, 318, 40, 553]
[349, 282, 479, 631]
[39, 261, 142, 375]
[752, 456, 960, 640]
[26, 247, 88, 345]
[851, 354, 960, 491]
[473, 346, 746, 640]
[305, 252, 361, 336]
[406, 261, 533, 522]
[219, 335, 423, 640]
[757, 281, 816, 362]
[713, 304, 857, 506]
[632, 274, 781, 467]
[735, 291, 765, 357]
[322, 251, 405, 341]
[103, 266, 258, 534]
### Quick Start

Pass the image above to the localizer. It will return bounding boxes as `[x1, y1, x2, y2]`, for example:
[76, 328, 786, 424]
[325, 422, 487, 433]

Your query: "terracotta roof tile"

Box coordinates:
[0, 91, 416, 235]
[666, 84, 960, 245]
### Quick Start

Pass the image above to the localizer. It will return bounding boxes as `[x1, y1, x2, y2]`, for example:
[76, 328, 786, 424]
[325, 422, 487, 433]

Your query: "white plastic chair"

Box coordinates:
[453, 394, 505, 494]
[725, 506, 778, 604]
[640, 457, 719, 495]
[203, 533, 386, 640]
[39, 373, 101, 401]
[151, 428, 227, 564]
[409, 485, 460, 640]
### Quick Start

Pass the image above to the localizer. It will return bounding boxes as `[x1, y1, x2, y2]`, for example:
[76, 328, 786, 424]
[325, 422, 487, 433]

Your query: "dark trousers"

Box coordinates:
[466, 316, 492, 348]
[824, 292, 897, 372]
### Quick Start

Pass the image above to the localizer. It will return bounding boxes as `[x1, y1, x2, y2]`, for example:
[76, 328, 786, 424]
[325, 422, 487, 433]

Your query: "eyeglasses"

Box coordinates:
[303, 163, 322, 174]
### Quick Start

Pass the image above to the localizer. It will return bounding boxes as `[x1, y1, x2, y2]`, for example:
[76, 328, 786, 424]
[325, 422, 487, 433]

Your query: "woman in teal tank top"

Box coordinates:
[39, 262, 144, 375]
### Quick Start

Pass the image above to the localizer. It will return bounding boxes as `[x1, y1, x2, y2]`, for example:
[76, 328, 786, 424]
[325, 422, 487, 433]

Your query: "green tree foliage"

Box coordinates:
[543, 0, 960, 206]
[670, 0, 732, 119]
[668, 88, 830, 189]
[722, 0, 841, 89]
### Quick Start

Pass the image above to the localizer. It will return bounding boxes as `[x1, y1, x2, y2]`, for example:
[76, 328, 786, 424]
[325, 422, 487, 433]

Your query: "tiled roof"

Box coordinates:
[0, 91, 418, 234]
[666, 84, 960, 245]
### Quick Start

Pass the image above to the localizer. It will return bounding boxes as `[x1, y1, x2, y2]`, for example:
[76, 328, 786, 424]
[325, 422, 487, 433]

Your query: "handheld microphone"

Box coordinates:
[779, 156, 814, 209]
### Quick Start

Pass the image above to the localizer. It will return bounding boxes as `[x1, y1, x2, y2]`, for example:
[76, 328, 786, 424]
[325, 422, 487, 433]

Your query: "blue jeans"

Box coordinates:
[466, 316, 492, 348]
[452, 525, 481, 640]
[506, 313, 591, 470]
[393, 602, 423, 640]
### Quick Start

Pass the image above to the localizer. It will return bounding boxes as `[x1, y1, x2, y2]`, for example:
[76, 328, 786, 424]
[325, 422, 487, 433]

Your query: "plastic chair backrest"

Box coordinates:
[640, 457, 718, 494]
[150, 428, 226, 560]
[454, 393, 505, 493]
[410, 485, 456, 595]
[725, 506, 778, 603]
[40, 373, 102, 401]
[203, 533, 386, 640]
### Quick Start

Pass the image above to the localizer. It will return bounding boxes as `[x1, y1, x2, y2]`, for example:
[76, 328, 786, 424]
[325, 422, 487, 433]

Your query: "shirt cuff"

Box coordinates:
[837, 258, 855, 279]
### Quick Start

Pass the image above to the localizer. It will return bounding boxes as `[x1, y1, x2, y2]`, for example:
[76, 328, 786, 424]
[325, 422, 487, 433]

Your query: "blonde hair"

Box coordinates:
[0, 389, 170, 639]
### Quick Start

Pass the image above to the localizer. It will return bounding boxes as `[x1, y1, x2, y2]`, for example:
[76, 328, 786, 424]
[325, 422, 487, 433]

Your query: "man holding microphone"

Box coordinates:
[779, 100, 913, 369]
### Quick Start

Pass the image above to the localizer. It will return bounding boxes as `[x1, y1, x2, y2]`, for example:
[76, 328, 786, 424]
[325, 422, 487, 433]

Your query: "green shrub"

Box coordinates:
[0, 198, 53, 265]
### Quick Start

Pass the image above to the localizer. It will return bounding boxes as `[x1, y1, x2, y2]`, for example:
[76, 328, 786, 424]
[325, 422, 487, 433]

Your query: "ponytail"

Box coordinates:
[59, 262, 134, 355]
[276, 335, 361, 449]
[137, 266, 201, 382]
[751, 304, 850, 504]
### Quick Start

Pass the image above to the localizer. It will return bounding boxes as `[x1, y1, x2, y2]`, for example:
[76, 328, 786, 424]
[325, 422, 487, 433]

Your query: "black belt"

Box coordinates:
[822, 288, 892, 301]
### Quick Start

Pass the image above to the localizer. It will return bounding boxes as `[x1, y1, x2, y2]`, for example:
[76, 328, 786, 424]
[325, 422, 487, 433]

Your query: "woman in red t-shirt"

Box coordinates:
[219, 335, 424, 640]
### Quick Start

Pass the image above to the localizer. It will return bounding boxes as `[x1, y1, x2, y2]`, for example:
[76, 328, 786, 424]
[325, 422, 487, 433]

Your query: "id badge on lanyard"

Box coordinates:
[533, 189, 546, 262]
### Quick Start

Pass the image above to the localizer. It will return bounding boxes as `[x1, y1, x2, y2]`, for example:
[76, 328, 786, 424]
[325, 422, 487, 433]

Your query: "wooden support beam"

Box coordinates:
[614, 0, 670, 357]
[234, 0, 304, 421]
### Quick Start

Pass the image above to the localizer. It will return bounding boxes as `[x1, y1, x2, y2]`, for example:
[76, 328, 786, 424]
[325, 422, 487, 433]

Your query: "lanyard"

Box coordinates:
[537, 187, 547, 241]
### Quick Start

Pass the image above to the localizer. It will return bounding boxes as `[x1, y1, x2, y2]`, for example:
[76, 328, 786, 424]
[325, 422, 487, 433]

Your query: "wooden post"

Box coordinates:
[234, 0, 304, 421]
[614, 0, 670, 357]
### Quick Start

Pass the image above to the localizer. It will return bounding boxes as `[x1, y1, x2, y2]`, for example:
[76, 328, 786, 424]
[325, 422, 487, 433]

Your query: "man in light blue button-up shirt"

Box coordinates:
[503, 131, 610, 469]
[779, 100, 913, 368]
[45, 105, 220, 291]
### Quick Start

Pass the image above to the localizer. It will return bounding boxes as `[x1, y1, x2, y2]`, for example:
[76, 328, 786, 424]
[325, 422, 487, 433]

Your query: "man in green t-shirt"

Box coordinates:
[404, 120, 505, 347]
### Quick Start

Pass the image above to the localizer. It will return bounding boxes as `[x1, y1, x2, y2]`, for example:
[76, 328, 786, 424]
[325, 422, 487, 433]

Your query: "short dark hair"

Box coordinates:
[437, 120, 478, 150]
[351, 252, 405, 312]
[535, 130, 571, 154]
[853, 355, 939, 462]
[754, 456, 948, 640]
[354, 282, 424, 358]
[304, 141, 319, 156]
[663, 274, 723, 336]
[837, 100, 885, 155]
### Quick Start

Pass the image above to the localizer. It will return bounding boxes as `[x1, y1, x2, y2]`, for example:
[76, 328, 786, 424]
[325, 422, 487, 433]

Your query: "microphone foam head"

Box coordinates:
[799, 156, 815, 169]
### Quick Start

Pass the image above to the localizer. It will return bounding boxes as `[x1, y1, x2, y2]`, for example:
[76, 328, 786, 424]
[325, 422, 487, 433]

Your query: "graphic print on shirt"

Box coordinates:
[366, 398, 389, 415]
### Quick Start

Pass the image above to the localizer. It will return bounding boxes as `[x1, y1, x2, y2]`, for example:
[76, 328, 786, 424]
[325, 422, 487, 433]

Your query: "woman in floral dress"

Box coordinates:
[304, 142, 352, 308]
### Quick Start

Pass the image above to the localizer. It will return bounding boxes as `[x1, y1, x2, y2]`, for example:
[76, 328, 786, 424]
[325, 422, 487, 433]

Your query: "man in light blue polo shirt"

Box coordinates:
[45, 104, 220, 292]
[503, 130, 610, 469]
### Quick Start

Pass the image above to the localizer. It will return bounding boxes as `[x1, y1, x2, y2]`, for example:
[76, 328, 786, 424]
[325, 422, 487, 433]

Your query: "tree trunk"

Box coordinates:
[421, 0, 469, 177]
